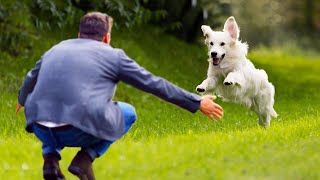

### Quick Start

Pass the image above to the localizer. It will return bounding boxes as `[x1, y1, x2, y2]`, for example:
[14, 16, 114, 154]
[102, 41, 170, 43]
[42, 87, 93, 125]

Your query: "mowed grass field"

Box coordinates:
[0, 28, 319, 179]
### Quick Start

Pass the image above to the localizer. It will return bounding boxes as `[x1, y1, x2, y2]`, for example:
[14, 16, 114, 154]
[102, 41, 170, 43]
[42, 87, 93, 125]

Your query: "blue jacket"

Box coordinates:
[18, 39, 201, 141]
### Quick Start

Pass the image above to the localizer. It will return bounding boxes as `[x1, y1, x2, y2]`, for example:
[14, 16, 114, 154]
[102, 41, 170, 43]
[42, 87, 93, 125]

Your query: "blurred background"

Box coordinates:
[0, 0, 319, 56]
[0, 2, 319, 179]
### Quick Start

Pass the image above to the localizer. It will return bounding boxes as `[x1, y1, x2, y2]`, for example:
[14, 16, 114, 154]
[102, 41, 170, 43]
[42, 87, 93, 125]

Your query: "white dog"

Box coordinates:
[196, 16, 277, 127]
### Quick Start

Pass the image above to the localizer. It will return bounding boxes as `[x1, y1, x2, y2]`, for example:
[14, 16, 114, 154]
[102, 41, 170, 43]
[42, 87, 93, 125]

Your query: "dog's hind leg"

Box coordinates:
[251, 100, 271, 128]
[258, 114, 271, 128]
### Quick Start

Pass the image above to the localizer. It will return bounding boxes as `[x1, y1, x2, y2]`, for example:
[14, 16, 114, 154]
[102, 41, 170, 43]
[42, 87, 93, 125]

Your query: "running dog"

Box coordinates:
[196, 16, 277, 127]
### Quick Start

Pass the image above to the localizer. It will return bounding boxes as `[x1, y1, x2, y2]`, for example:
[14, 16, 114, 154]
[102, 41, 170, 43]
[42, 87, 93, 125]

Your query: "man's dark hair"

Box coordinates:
[79, 12, 110, 41]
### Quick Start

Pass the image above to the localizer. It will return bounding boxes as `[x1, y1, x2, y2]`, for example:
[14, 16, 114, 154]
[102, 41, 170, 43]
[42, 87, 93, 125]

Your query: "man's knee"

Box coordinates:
[118, 102, 137, 123]
[125, 104, 137, 124]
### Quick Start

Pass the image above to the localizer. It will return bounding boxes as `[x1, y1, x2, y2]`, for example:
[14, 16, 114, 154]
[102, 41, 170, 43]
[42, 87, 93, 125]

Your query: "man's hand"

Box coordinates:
[16, 103, 23, 115]
[199, 95, 223, 121]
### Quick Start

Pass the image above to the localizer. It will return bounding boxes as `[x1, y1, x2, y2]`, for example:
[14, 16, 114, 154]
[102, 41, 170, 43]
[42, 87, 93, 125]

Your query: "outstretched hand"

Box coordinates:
[16, 103, 23, 115]
[199, 95, 223, 121]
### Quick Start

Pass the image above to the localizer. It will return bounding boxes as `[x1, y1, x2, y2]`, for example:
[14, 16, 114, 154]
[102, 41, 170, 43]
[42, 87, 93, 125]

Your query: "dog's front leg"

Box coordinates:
[224, 71, 244, 86]
[196, 78, 217, 93]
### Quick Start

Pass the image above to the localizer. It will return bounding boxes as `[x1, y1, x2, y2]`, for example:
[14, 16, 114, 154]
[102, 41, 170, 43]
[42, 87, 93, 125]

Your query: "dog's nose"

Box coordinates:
[211, 52, 217, 57]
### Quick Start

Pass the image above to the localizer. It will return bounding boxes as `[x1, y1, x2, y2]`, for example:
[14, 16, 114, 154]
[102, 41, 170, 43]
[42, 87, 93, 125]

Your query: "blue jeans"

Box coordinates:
[32, 102, 136, 160]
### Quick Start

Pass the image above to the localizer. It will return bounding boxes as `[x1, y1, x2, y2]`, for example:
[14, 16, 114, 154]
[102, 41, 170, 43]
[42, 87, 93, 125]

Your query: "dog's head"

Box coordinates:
[201, 16, 240, 66]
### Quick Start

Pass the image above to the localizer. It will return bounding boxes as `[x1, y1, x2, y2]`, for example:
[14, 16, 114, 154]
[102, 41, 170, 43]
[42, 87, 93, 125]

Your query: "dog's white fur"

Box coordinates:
[196, 16, 277, 127]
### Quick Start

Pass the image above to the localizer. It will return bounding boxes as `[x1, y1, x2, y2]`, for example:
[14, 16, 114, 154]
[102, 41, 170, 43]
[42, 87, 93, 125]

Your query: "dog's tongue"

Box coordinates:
[212, 58, 221, 65]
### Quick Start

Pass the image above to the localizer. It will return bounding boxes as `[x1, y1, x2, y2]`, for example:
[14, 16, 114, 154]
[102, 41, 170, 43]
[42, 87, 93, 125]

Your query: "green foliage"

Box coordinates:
[0, 0, 167, 55]
[102, 0, 153, 28]
[30, 0, 80, 30]
[0, 0, 319, 55]
[0, 0, 81, 55]
[69, 0, 166, 29]
[0, 1, 36, 56]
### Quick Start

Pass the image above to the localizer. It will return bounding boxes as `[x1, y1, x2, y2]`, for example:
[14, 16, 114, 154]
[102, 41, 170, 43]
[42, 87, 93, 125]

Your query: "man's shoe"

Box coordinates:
[43, 154, 65, 180]
[68, 150, 95, 180]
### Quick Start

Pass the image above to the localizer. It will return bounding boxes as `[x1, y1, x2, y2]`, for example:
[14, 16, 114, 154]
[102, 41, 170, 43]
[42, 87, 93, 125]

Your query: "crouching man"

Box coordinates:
[16, 12, 223, 180]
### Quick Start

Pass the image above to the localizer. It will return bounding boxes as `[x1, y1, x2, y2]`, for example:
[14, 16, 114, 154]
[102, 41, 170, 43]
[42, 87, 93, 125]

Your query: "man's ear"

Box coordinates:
[223, 16, 240, 42]
[102, 33, 111, 44]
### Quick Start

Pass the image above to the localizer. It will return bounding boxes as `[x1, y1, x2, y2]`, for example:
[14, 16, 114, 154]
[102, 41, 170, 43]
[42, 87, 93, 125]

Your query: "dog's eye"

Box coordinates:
[210, 42, 214, 46]
[220, 42, 225, 46]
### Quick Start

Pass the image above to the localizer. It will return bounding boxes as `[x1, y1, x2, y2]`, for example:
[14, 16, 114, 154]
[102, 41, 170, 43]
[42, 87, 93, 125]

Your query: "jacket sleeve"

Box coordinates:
[117, 50, 201, 113]
[18, 58, 42, 106]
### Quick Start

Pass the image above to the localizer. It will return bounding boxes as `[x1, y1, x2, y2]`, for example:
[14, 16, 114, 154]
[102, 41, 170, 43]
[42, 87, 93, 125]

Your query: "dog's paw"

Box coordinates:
[223, 80, 240, 86]
[224, 73, 242, 87]
[223, 76, 235, 86]
[196, 85, 206, 93]
[197, 88, 205, 92]
[224, 82, 233, 86]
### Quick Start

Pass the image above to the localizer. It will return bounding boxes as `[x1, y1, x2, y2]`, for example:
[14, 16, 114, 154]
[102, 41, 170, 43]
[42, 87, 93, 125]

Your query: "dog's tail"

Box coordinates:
[271, 108, 278, 118]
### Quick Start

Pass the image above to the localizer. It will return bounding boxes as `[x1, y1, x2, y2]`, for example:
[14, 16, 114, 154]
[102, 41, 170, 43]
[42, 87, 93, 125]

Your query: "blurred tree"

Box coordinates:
[229, 0, 280, 46]
[305, 0, 315, 32]
[0, 0, 36, 56]
[141, 0, 231, 42]
[279, 0, 320, 49]
[1, 0, 318, 55]
[229, 0, 320, 49]
[71, 0, 101, 11]
[286, 0, 319, 34]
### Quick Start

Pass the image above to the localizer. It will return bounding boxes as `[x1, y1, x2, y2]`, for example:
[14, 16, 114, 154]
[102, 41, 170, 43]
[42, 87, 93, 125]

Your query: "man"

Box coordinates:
[16, 12, 223, 180]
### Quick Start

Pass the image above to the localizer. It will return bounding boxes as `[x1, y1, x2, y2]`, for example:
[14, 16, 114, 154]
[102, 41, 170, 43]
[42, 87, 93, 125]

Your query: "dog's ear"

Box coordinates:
[223, 16, 240, 42]
[201, 25, 212, 38]
[201, 25, 212, 45]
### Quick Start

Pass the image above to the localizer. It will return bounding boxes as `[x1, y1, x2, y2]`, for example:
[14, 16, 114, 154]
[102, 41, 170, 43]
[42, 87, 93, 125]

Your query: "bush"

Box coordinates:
[0, 0, 166, 56]
[0, 1, 36, 56]
[30, 0, 80, 30]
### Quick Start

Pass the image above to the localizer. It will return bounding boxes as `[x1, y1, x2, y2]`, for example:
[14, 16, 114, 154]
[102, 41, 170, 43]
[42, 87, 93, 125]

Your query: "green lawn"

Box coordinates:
[0, 27, 319, 179]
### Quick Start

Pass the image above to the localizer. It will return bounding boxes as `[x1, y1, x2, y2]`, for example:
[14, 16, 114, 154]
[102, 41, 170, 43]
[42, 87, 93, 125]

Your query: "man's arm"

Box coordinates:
[17, 58, 42, 107]
[117, 50, 201, 113]
[117, 50, 223, 120]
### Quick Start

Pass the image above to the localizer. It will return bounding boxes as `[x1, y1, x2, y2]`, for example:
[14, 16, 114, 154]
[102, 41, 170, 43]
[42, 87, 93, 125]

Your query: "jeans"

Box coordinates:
[32, 102, 137, 160]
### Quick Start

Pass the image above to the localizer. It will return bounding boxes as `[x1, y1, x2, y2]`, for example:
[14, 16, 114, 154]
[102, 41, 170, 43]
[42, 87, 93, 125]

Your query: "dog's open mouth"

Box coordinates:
[212, 58, 222, 66]
[212, 54, 225, 66]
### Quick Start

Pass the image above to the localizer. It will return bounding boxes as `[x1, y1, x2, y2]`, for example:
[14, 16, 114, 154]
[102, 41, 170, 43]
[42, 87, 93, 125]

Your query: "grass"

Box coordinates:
[0, 26, 319, 179]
